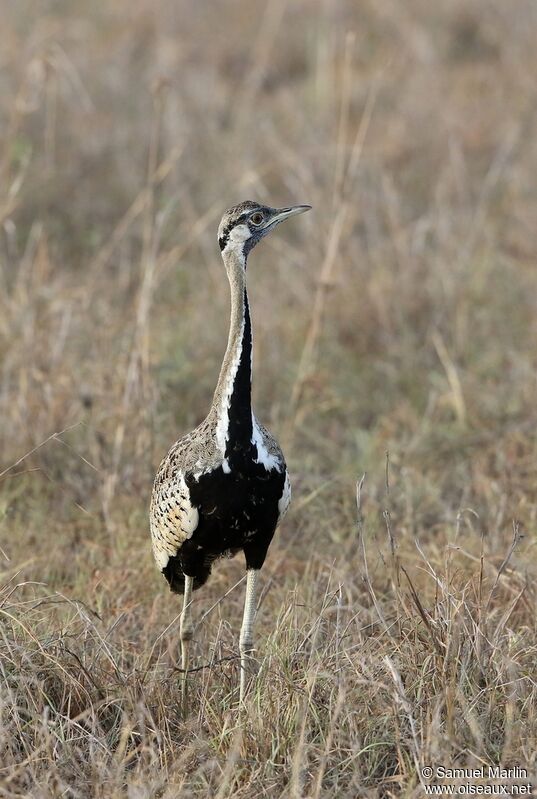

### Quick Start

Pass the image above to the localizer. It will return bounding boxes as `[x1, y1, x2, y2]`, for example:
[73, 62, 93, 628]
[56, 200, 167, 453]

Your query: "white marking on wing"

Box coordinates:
[251, 417, 281, 471]
[278, 471, 291, 520]
[151, 472, 199, 570]
[153, 546, 171, 570]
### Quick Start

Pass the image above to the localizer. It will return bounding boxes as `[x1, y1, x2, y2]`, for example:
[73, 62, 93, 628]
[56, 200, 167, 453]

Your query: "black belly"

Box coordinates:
[163, 461, 286, 594]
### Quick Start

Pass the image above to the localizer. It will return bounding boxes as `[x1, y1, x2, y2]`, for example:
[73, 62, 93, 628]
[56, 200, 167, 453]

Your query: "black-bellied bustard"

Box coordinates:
[150, 201, 310, 706]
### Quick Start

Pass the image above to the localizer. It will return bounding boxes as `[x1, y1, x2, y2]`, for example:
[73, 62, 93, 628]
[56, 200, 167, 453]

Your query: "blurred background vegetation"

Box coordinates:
[1, 1, 537, 796]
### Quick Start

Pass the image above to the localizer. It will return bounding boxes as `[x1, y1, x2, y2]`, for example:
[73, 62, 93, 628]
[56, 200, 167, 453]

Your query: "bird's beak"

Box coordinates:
[263, 204, 312, 229]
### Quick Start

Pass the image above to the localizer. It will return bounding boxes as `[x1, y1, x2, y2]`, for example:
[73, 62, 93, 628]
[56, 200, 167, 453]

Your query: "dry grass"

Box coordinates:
[1, 1, 537, 796]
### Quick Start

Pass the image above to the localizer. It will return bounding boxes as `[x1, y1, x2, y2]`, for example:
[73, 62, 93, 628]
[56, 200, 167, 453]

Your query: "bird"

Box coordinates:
[150, 200, 311, 705]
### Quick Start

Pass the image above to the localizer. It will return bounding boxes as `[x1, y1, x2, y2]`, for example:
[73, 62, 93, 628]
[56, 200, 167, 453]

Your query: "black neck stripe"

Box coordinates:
[224, 289, 254, 461]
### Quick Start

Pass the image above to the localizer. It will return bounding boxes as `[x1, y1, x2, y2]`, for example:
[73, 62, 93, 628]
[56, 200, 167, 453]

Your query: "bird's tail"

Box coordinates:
[162, 555, 211, 594]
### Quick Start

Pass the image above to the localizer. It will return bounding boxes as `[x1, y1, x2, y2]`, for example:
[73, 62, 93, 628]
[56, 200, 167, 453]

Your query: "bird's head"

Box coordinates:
[218, 200, 311, 259]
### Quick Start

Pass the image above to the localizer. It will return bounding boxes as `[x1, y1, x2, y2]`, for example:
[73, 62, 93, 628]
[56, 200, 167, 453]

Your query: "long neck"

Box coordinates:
[213, 249, 254, 467]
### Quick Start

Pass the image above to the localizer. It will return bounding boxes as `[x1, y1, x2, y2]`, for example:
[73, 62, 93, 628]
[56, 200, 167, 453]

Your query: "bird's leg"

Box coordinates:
[239, 568, 259, 703]
[180, 575, 194, 714]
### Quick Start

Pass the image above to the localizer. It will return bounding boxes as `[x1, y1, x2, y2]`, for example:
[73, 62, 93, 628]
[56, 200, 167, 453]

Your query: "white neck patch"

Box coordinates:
[221, 224, 251, 260]
[215, 315, 245, 474]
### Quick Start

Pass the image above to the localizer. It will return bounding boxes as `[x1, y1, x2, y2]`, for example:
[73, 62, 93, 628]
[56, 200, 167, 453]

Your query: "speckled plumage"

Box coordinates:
[150, 202, 298, 594]
[150, 409, 290, 588]
[149, 200, 309, 705]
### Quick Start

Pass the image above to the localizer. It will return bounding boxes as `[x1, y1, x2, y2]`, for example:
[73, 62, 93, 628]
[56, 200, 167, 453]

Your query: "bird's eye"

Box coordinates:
[250, 212, 264, 226]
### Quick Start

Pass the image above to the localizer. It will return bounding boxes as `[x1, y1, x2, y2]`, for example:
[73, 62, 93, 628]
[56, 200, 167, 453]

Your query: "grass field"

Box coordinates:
[1, 1, 537, 796]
